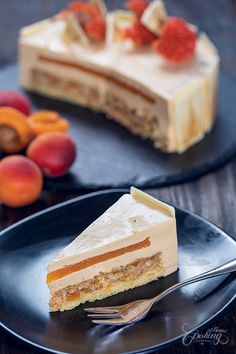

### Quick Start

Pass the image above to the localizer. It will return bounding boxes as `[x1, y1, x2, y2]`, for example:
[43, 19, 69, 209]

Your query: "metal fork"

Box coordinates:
[85, 258, 236, 325]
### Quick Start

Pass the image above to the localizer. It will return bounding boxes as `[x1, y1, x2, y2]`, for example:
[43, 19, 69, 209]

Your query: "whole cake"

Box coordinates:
[47, 187, 178, 311]
[19, 0, 219, 153]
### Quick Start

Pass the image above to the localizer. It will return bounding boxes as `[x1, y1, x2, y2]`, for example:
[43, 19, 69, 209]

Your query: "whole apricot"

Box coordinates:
[0, 156, 43, 207]
[0, 90, 31, 115]
[27, 132, 76, 177]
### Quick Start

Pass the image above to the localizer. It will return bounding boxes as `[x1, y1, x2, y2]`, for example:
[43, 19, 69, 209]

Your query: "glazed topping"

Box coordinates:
[125, 0, 149, 19]
[152, 17, 197, 63]
[121, 0, 158, 45]
[122, 19, 158, 45]
[56, 0, 197, 63]
[70, 1, 106, 42]
[59, 1, 107, 43]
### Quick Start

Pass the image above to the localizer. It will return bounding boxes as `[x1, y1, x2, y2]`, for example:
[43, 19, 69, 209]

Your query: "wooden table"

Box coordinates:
[0, 0, 236, 353]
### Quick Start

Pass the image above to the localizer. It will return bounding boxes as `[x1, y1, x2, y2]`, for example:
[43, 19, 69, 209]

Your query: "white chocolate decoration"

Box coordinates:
[141, 0, 167, 35]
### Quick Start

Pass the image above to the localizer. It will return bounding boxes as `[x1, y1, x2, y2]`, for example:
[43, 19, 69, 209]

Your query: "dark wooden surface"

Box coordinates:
[0, 0, 236, 353]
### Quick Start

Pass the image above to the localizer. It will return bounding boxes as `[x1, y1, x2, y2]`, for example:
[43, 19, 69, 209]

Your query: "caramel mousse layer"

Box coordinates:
[38, 55, 156, 104]
[47, 237, 151, 284]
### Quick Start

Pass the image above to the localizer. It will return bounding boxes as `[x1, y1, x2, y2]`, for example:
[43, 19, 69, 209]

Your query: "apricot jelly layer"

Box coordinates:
[47, 237, 151, 283]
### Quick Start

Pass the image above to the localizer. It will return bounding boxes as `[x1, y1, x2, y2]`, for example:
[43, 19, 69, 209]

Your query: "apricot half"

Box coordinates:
[0, 107, 33, 153]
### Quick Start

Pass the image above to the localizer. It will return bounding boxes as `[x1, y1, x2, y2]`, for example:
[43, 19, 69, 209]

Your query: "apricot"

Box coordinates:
[0, 156, 43, 207]
[0, 107, 33, 153]
[27, 132, 76, 177]
[29, 111, 69, 136]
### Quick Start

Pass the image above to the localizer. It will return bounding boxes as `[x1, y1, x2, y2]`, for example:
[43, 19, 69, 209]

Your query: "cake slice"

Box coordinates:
[47, 187, 178, 312]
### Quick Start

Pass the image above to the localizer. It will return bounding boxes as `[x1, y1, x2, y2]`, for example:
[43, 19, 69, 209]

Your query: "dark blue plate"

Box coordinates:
[0, 190, 236, 354]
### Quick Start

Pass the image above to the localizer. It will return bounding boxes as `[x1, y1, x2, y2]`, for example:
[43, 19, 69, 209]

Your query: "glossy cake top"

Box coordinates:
[53, 187, 174, 262]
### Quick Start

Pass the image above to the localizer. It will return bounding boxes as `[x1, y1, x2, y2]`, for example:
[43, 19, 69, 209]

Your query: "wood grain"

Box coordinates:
[0, 0, 236, 353]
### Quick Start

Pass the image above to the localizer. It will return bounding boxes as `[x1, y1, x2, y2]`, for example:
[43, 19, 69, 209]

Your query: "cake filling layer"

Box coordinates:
[31, 68, 167, 149]
[47, 237, 151, 283]
[50, 251, 162, 311]
[39, 55, 156, 104]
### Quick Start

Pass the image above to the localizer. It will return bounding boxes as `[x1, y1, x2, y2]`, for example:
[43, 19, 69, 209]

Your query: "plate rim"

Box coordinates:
[0, 188, 236, 354]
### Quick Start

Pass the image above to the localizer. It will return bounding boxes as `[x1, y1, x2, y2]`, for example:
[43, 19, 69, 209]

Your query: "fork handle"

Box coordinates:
[152, 258, 236, 303]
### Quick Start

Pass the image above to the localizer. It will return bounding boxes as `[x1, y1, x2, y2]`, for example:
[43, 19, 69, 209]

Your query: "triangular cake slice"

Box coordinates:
[47, 187, 178, 311]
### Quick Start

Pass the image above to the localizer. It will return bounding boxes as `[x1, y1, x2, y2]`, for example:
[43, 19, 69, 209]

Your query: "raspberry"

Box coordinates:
[123, 20, 157, 45]
[69, 1, 106, 42]
[125, 0, 149, 19]
[153, 17, 196, 63]
[69, 1, 89, 10]
[0, 90, 31, 116]
[69, 2, 98, 20]
[85, 18, 106, 42]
